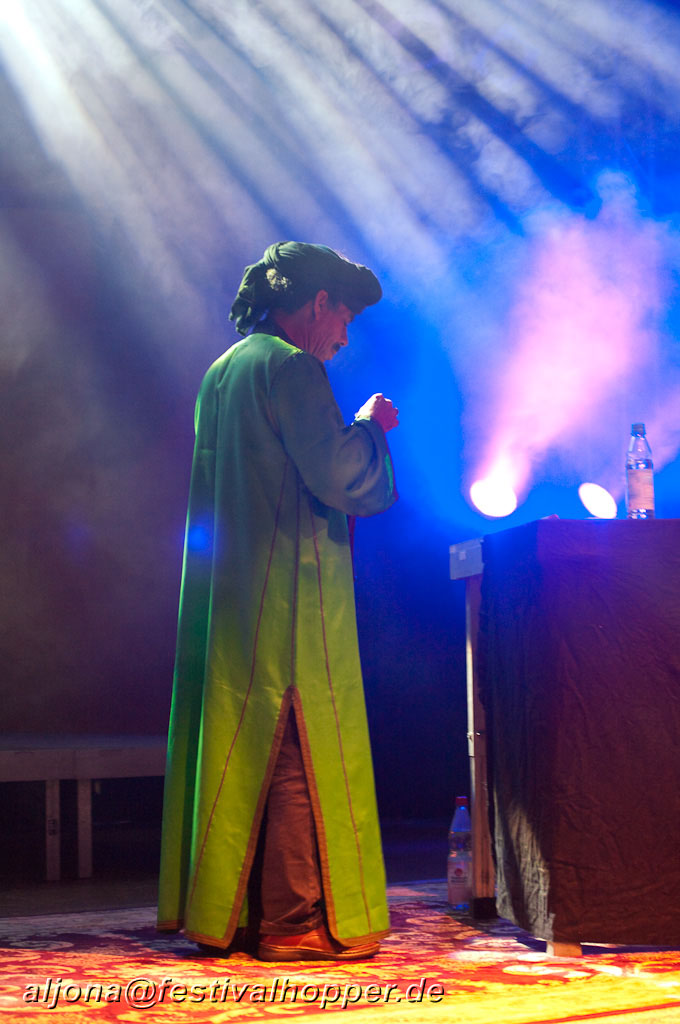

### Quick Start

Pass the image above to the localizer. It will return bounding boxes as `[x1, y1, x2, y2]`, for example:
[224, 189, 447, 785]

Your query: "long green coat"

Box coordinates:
[157, 327, 397, 947]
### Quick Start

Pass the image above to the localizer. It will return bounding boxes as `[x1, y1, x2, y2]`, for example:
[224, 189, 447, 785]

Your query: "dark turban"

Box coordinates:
[229, 241, 382, 336]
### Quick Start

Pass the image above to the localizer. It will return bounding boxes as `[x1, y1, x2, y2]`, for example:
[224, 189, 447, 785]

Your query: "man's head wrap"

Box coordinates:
[229, 241, 382, 336]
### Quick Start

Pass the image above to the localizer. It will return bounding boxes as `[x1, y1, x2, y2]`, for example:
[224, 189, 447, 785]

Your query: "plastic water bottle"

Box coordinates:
[447, 795, 472, 911]
[626, 423, 655, 519]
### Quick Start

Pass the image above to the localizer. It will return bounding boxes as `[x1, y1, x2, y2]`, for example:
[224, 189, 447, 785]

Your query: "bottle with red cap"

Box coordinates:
[447, 795, 472, 911]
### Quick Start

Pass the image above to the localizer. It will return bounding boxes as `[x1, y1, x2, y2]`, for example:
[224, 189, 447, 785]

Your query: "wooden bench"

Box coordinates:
[0, 735, 167, 881]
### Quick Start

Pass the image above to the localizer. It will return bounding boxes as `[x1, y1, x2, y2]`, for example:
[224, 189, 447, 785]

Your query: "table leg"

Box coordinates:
[45, 779, 60, 882]
[77, 778, 93, 878]
[547, 941, 582, 958]
[466, 574, 496, 917]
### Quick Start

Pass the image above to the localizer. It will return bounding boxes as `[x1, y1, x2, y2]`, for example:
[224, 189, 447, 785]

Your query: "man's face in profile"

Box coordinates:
[311, 299, 354, 362]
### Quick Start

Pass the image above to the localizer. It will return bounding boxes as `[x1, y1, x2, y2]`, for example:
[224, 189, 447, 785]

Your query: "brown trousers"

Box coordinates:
[257, 710, 325, 935]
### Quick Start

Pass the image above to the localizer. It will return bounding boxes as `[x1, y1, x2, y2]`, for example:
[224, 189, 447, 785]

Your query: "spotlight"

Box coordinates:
[578, 482, 617, 519]
[470, 477, 518, 518]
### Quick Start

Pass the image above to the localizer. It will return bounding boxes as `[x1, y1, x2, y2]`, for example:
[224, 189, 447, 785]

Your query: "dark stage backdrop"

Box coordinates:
[0, 193, 468, 820]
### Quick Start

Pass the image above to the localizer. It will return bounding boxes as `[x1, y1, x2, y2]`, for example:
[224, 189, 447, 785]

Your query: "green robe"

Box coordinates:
[157, 327, 397, 947]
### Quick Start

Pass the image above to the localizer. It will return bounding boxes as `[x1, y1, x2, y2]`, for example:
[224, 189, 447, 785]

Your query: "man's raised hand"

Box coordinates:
[356, 393, 399, 432]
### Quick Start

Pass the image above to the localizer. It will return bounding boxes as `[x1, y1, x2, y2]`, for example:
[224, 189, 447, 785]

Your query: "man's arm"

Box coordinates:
[270, 351, 398, 517]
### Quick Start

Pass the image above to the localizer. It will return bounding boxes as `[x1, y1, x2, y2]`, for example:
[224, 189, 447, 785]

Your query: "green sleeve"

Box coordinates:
[270, 351, 397, 516]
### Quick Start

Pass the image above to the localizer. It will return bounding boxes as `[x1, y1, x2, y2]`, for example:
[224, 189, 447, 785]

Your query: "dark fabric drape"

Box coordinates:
[479, 519, 680, 944]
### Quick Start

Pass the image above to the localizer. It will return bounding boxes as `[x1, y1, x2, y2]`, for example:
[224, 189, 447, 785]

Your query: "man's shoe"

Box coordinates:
[258, 926, 380, 962]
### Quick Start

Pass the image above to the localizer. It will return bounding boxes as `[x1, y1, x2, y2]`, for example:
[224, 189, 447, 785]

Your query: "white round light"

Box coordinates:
[578, 482, 617, 519]
[470, 478, 518, 518]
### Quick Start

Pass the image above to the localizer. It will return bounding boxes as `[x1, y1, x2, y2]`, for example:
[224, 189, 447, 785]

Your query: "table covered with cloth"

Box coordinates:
[478, 518, 680, 945]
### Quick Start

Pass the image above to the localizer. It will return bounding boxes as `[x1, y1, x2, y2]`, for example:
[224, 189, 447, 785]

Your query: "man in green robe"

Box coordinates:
[157, 242, 398, 961]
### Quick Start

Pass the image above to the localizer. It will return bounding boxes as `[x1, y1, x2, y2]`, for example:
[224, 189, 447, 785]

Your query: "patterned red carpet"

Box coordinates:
[2, 882, 680, 1023]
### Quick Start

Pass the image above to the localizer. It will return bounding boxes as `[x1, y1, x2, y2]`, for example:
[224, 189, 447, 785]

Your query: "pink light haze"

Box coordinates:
[472, 173, 667, 503]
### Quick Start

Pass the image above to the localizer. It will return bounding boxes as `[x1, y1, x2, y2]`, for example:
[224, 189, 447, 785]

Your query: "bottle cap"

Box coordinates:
[631, 422, 646, 435]
[455, 795, 468, 806]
